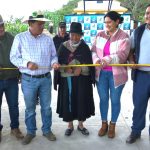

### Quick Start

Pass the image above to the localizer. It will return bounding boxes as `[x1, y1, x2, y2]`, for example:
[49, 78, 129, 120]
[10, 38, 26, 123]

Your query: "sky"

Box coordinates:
[0, 0, 70, 20]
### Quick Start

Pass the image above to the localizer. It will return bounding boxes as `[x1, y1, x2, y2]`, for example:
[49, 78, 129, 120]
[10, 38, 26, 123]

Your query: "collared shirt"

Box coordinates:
[10, 30, 58, 75]
[131, 24, 150, 71]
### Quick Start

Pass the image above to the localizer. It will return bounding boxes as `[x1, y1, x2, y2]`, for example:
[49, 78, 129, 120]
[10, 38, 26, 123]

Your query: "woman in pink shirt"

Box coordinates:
[91, 11, 130, 138]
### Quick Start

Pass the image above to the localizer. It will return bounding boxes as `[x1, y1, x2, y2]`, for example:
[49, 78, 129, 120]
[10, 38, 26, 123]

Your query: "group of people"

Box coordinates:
[0, 4, 150, 146]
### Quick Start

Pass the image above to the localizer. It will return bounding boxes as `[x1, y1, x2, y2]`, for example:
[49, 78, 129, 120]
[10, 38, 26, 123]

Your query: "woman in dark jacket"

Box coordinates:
[54, 22, 95, 136]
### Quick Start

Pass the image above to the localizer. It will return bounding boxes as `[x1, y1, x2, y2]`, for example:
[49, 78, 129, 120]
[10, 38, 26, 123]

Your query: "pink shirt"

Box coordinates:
[103, 40, 112, 71]
[91, 29, 131, 88]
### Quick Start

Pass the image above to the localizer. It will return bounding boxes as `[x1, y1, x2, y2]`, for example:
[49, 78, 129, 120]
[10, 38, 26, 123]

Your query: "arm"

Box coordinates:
[10, 35, 29, 68]
[128, 31, 136, 64]
[50, 39, 59, 70]
[91, 35, 101, 64]
[128, 48, 135, 64]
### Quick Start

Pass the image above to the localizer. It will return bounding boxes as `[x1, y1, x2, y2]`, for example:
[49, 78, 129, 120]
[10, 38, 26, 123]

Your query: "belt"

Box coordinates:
[138, 70, 150, 75]
[23, 72, 50, 78]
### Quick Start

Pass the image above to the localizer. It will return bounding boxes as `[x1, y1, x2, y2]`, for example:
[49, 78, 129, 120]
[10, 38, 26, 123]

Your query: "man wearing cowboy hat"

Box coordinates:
[0, 15, 24, 142]
[10, 12, 59, 145]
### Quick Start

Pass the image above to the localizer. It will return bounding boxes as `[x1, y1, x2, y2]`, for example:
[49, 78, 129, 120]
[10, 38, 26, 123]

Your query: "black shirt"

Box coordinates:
[53, 33, 69, 51]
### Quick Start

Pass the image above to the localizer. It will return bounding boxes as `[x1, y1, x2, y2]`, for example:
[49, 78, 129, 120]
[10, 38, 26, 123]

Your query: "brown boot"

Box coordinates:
[11, 128, 24, 139]
[108, 122, 116, 138]
[98, 121, 108, 136]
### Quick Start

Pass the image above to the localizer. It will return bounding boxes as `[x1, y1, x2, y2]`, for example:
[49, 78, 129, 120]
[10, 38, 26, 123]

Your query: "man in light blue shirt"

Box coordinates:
[127, 4, 150, 144]
[10, 12, 59, 145]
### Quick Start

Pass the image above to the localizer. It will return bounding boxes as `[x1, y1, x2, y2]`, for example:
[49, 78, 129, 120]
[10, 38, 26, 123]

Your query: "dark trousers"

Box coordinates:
[131, 70, 150, 135]
[0, 78, 19, 131]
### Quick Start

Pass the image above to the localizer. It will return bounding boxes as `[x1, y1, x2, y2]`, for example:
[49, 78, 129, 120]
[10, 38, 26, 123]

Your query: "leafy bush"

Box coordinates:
[5, 16, 28, 36]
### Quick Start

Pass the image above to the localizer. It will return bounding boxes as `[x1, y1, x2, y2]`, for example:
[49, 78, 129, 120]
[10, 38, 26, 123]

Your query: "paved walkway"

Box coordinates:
[0, 71, 150, 150]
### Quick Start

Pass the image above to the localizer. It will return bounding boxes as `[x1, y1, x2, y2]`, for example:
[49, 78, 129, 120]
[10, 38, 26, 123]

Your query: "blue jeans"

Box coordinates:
[21, 73, 52, 135]
[0, 78, 19, 131]
[96, 70, 125, 123]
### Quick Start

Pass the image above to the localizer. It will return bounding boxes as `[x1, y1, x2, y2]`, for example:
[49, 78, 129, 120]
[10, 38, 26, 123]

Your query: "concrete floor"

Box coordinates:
[0, 70, 150, 150]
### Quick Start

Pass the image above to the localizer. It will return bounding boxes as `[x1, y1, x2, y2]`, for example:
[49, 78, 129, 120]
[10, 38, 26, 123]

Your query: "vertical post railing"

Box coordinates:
[83, 0, 113, 13]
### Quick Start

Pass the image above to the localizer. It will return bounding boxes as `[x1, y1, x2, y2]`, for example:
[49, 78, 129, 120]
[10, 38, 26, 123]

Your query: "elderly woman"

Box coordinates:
[54, 22, 95, 136]
[91, 11, 130, 138]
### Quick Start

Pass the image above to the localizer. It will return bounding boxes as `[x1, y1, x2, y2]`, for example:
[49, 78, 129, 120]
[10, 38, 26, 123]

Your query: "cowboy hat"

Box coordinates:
[23, 11, 50, 23]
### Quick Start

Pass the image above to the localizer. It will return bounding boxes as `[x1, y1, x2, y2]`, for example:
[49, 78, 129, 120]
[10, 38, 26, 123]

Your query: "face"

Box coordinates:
[104, 17, 119, 34]
[59, 27, 66, 36]
[70, 33, 81, 44]
[145, 6, 150, 25]
[29, 21, 45, 36]
[0, 24, 5, 37]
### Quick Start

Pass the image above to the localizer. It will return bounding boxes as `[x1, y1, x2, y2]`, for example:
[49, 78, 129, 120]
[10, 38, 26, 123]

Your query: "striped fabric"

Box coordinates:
[91, 29, 131, 87]
[10, 31, 58, 75]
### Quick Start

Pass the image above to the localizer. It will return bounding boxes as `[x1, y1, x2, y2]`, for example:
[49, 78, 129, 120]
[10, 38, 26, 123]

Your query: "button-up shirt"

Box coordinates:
[10, 31, 58, 75]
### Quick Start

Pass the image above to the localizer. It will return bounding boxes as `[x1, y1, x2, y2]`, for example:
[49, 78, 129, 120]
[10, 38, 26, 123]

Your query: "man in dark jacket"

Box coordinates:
[126, 4, 150, 144]
[53, 22, 69, 90]
[53, 22, 69, 51]
[0, 15, 24, 142]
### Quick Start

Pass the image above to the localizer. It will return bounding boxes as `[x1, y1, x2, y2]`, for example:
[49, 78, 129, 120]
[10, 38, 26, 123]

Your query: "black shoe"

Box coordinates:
[126, 133, 141, 144]
[77, 126, 89, 136]
[65, 128, 74, 136]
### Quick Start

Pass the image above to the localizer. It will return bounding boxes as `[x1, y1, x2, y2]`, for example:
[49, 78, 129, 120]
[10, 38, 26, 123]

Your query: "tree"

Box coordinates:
[118, 0, 149, 22]
[5, 0, 80, 35]
[5, 17, 28, 36]
[44, 0, 80, 33]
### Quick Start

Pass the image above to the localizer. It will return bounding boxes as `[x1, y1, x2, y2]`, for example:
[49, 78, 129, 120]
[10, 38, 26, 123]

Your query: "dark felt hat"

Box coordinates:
[70, 22, 83, 35]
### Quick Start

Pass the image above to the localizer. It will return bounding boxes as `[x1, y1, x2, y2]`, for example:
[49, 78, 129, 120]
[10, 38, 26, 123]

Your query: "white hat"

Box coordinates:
[23, 11, 50, 23]
[0, 15, 4, 25]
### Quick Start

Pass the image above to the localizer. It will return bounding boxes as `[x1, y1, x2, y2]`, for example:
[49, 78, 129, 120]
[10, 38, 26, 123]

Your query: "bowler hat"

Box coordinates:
[70, 22, 83, 35]
[0, 15, 4, 25]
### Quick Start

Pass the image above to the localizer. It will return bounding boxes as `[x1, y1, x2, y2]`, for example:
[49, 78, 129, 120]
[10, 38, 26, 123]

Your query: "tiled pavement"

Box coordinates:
[0, 70, 150, 150]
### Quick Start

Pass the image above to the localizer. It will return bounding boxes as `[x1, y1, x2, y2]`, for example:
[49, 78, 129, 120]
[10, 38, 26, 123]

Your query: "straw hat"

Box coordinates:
[23, 11, 50, 23]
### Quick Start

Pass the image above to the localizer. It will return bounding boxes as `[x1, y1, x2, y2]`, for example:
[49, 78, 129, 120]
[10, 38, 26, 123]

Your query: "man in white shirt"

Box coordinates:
[10, 12, 59, 145]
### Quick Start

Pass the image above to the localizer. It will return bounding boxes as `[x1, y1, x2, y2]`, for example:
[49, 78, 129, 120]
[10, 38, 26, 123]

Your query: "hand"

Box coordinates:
[27, 62, 38, 70]
[73, 67, 81, 76]
[95, 60, 101, 68]
[52, 63, 60, 70]
[101, 60, 108, 68]
[65, 67, 73, 74]
[129, 61, 139, 69]
[95, 60, 100, 64]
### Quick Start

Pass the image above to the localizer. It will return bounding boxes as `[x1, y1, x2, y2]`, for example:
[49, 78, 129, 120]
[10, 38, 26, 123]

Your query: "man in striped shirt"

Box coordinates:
[10, 12, 59, 145]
